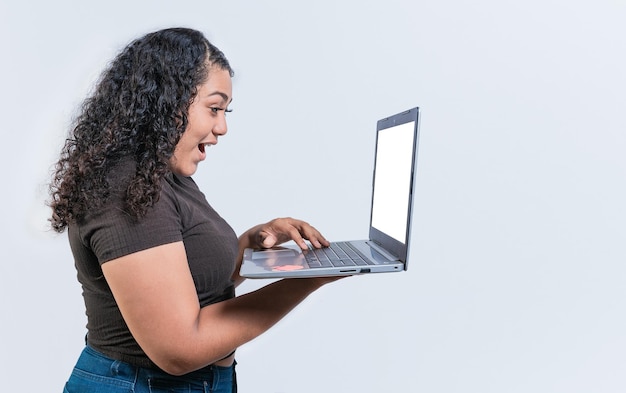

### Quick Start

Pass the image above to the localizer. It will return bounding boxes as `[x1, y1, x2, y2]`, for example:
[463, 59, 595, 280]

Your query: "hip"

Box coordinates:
[63, 345, 237, 393]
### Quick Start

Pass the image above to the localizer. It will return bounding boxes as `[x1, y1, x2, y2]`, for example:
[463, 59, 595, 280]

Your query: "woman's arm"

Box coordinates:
[103, 218, 334, 376]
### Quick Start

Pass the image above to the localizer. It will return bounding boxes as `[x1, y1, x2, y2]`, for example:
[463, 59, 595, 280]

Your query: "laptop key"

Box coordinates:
[320, 259, 333, 267]
[307, 243, 373, 268]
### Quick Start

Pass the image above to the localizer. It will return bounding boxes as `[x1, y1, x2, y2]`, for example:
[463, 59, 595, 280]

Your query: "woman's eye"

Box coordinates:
[210, 107, 233, 115]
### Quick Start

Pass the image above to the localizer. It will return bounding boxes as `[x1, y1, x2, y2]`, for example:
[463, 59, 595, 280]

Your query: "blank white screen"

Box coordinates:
[370, 121, 415, 243]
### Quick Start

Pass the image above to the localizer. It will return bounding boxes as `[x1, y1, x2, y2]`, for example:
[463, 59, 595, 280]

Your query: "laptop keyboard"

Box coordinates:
[304, 242, 373, 268]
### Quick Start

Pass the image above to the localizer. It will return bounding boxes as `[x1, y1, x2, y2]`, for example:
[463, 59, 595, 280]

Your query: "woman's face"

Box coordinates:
[170, 67, 233, 177]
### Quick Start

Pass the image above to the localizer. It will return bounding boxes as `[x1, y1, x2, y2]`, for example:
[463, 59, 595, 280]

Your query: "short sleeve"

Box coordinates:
[79, 180, 183, 264]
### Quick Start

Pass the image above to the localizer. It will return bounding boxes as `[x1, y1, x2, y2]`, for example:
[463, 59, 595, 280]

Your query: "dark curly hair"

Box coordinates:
[48, 27, 233, 232]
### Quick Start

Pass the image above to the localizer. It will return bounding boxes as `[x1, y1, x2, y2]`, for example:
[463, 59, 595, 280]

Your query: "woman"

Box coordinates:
[49, 27, 339, 392]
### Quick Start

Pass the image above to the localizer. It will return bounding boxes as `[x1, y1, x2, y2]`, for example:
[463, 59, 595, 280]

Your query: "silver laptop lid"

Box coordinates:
[368, 107, 420, 267]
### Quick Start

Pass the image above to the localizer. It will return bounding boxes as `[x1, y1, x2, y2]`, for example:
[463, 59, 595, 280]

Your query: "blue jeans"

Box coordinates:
[64, 346, 237, 393]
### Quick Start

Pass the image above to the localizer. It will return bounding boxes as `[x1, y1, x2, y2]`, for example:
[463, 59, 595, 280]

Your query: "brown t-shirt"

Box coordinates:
[68, 161, 238, 369]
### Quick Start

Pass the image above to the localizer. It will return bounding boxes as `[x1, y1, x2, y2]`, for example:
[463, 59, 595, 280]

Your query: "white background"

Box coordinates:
[1, 1, 625, 392]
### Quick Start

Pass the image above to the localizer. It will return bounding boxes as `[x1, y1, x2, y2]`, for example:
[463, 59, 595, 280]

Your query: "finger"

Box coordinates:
[298, 225, 329, 249]
[260, 218, 327, 250]
[259, 221, 304, 249]
[287, 225, 308, 250]
[303, 233, 326, 248]
[267, 218, 307, 249]
[258, 231, 278, 249]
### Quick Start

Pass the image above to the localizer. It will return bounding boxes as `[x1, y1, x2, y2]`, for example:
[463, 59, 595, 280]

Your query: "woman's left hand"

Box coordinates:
[254, 217, 330, 250]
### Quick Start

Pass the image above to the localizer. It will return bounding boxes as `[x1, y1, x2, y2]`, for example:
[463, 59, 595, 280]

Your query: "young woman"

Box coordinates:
[49, 27, 340, 393]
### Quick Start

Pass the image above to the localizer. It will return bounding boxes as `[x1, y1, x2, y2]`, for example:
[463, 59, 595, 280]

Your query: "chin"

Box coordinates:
[172, 165, 198, 177]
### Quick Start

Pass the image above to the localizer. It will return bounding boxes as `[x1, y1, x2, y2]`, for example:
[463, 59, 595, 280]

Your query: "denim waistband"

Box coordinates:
[66, 345, 237, 393]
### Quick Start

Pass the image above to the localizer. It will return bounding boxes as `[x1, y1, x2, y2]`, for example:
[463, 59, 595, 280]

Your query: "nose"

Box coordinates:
[213, 113, 228, 136]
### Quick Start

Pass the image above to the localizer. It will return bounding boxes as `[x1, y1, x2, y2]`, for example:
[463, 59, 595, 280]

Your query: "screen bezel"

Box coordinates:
[368, 107, 420, 265]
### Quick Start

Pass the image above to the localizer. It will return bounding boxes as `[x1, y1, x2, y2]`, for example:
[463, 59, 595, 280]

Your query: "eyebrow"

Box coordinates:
[206, 91, 232, 104]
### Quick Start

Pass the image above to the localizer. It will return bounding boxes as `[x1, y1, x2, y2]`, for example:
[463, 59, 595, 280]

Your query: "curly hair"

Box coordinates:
[48, 27, 233, 232]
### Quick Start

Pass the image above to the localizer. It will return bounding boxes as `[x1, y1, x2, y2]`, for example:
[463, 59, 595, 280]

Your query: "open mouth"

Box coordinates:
[198, 143, 209, 153]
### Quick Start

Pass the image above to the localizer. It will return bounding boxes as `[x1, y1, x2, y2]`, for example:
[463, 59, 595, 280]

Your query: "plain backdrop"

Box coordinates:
[1, 1, 625, 392]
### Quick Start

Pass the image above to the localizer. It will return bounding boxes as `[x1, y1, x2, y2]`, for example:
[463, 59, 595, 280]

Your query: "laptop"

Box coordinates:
[240, 107, 421, 278]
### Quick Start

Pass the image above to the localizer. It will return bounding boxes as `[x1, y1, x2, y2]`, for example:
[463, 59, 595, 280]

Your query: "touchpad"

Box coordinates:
[252, 248, 298, 259]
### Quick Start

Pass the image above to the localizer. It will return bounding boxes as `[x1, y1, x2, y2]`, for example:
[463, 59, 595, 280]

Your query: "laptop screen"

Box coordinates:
[371, 121, 416, 242]
[369, 107, 420, 263]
